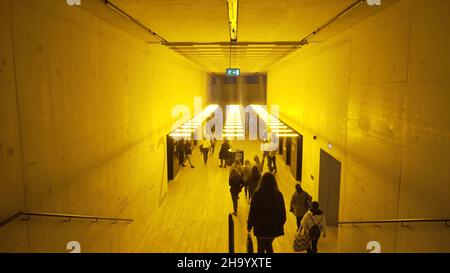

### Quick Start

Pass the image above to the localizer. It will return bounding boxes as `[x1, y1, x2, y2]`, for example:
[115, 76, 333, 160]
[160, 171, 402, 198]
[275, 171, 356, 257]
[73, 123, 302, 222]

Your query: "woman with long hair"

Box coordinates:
[300, 201, 327, 253]
[229, 168, 244, 216]
[247, 173, 286, 253]
[253, 155, 262, 173]
[242, 160, 252, 200]
[247, 165, 261, 203]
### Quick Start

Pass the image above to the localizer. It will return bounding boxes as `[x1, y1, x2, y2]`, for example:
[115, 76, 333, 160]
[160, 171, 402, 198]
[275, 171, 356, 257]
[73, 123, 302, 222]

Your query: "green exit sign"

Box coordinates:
[226, 68, 240, 77]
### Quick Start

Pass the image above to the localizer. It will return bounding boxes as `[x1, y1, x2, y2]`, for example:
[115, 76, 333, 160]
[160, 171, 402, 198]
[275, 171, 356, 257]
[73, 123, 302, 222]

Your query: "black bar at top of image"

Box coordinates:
[0, 253, 449, 272]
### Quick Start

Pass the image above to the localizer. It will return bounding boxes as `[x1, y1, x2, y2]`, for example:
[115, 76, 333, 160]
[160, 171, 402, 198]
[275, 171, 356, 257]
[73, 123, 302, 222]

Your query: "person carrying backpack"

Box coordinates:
[300, 201, 327, 253]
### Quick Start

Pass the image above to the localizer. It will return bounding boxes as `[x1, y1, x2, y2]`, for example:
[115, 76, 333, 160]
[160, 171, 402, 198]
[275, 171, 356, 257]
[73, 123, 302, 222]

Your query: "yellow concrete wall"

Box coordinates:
[0, 0, 29, 252]
[1, 0, 208, 252]
[267, 0, 450, 252]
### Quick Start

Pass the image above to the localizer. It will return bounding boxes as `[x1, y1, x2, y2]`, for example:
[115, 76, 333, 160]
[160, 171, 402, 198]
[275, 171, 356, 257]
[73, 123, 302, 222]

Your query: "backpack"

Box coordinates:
[308, 214, 322, 241]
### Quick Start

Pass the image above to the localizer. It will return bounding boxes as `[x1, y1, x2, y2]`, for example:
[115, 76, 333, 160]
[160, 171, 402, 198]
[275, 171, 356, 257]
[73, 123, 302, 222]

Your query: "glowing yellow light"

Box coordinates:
[223, 134, 244, 137]
[177, 104, 219, 130]
[228, 0, 239, 41]
[176, 129, 195, 133]
[271, 129, 293, 133]
[276, 134, 299, 137]
[169, 133, 192, 137]
[267, 122, 282, 125]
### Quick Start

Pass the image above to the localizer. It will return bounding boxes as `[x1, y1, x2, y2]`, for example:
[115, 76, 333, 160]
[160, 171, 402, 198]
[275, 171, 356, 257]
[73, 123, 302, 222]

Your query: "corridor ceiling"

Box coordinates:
[84, 0, 397, 73]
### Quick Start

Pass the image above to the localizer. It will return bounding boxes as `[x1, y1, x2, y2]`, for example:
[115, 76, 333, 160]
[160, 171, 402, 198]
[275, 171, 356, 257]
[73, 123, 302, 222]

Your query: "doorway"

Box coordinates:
[290, 134, 303, 181]
[318, 149, 342, 225]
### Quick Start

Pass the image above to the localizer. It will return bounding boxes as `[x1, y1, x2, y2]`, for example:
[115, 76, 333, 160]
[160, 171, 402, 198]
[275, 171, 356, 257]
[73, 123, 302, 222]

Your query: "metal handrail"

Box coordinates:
[0, 211, 133, 228]
[339, 218, 450, 228]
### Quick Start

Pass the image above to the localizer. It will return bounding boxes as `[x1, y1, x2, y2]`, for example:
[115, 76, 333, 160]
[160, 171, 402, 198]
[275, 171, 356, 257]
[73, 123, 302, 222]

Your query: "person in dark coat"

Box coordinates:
[210, 134, 217, 155]
[247, 165, 261, 203]
[229, 168, 244, 216]
[177, 139, 185, 166]
[290, 183, 312, 229]
[247, 172, 286, 253]
[183, 140, 195, 168]
[219, 139, 231, 168]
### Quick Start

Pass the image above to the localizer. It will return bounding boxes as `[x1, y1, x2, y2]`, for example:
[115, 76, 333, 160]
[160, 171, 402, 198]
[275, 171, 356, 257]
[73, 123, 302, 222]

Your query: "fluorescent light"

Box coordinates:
[250, 104, 301, 138]
[223, 134, 244, 137]
[271, 129, 293, 133]
[227, 0, 239, 41]
[276, 134, 299, 137]
[177, 104, 219, 130]
[267, 122, 282, 125]
[169, 133, 192, 137]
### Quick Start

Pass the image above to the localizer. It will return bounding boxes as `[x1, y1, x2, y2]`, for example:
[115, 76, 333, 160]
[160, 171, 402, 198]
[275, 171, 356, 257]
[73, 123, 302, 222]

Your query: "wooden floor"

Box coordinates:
[135, 141, 338, 253]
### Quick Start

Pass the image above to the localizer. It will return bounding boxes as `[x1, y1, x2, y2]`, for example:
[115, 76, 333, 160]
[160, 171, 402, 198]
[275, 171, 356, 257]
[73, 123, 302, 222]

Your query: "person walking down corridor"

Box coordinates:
[247, 173, 286, 253]
[183, 140, 195, 168]
[199, 137, 211, 165]
[300, 201, 327, 253]
[290, 184, 312, 229]
[177, 139, 185, 167]
[229, 168, 244, 216]
[230, 159, 243, 177]
[261, 139, 270, 170]
[219, 138, 230, 168]
[268, 148, 278, 174]
[253, 155, 262, 174]
[247, 165, 261, 203]
[210, 134, 217, 155]
[242, 160, 252, 200]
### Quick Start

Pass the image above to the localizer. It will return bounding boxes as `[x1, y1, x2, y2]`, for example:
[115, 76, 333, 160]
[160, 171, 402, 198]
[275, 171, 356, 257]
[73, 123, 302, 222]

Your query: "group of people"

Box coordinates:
[176, 139, 195, 168]
[181, 136, 278, 174]
[228, 156, 263, 216]
[228, 158, 327, 254]
[178, 135, 217, 168]
[181, 137, 327, 253]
